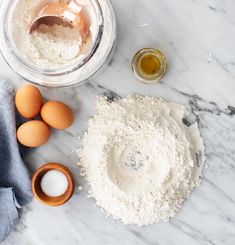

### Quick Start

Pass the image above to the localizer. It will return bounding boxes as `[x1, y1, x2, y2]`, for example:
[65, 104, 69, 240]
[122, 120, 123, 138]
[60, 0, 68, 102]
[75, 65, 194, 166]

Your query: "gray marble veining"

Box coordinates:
[1, 0, 235, 244]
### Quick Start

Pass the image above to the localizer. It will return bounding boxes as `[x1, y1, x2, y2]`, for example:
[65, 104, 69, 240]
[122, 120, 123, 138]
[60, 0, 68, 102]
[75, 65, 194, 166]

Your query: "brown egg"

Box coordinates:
[17, 120, 51, 147]
[41, 101, 74, 129]
[15, 84, 43, 118]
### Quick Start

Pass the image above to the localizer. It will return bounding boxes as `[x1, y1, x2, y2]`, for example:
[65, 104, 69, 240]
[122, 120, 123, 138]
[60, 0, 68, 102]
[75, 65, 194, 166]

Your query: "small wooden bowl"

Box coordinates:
[32, 163, 75, 206]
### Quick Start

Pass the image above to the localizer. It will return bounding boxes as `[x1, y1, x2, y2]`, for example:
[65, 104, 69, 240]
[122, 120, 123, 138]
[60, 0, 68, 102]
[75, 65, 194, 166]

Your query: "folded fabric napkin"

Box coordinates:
[0, 79, 32, 242]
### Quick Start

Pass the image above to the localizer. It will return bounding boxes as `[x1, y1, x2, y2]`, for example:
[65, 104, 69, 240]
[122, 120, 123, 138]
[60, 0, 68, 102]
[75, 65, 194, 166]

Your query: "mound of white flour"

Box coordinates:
[77, 95, 205, 226]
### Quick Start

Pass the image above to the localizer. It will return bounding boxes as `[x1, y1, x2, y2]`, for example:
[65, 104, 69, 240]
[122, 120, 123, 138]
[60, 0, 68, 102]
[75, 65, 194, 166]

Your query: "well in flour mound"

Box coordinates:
[77, 95, 205, 226]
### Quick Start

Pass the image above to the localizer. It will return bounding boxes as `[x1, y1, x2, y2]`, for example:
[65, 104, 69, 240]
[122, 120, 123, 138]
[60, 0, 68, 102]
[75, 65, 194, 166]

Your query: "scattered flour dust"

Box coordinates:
[12, 0, 82, 68]
[77, 95, 205, 226]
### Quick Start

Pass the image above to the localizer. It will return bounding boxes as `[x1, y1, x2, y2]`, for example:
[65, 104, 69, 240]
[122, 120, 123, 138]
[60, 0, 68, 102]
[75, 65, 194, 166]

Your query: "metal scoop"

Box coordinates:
[29, 0, 89, 40]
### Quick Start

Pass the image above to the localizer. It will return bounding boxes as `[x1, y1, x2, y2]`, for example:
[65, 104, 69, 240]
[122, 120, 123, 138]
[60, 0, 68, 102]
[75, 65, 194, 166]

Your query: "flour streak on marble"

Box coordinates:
[1, 0, 235, 244]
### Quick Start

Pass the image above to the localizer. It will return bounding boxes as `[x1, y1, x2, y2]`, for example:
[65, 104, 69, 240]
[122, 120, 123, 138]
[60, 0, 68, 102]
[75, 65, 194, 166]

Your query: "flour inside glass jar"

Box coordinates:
[11, 0, 95, 68]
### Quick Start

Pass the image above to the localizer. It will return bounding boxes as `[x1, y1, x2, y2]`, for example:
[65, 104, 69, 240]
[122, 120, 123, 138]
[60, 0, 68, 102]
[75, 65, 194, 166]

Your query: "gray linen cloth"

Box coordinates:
[0, 79, 32, 242]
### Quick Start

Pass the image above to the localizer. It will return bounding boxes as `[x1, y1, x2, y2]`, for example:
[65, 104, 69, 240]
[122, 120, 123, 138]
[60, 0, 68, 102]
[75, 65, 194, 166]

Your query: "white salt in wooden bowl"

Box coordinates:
[32, 163, 75, 206]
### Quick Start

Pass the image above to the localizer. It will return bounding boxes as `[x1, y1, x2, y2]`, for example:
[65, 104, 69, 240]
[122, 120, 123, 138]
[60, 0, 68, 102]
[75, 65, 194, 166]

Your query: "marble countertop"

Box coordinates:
[1, 0, 235, 244]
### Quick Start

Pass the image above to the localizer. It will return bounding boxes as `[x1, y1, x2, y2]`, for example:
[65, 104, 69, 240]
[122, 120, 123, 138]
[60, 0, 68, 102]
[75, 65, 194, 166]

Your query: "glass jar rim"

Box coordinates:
[1, 0, 104, 76]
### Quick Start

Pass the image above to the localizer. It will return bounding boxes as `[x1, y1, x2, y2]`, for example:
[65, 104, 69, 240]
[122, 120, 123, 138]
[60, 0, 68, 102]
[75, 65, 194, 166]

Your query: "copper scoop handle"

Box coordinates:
[29, 0, 89, 38]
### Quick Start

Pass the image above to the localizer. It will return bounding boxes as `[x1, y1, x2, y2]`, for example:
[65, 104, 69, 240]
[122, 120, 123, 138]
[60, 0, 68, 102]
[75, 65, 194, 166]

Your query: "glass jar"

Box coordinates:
[132, 48, 167, 84]
[0, 0, 117, 87]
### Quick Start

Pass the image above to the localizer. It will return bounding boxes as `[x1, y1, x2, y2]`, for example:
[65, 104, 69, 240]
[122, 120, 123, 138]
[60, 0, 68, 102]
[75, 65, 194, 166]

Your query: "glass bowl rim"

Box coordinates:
[1, 0, 104, 76]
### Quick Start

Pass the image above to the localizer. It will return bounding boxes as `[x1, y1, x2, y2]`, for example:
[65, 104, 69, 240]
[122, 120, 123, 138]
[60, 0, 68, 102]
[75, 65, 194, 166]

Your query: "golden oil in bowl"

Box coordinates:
[132, 48, 167, 84]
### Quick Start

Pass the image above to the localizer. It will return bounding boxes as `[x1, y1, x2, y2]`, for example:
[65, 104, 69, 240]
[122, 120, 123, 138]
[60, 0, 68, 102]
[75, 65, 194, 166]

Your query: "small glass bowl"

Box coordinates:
[132, 48, 167, 84]
[0, 0, 117, 87]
